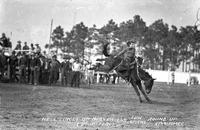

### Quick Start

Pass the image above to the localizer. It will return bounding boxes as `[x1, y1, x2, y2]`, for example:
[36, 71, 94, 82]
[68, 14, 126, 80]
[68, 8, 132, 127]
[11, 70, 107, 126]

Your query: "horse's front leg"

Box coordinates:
[137, 81, 152, 103]
[131, 81, 143, 103]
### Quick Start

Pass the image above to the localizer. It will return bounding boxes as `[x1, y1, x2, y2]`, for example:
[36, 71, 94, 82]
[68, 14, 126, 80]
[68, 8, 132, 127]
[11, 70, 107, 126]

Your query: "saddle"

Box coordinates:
[117, 56, 143, 82]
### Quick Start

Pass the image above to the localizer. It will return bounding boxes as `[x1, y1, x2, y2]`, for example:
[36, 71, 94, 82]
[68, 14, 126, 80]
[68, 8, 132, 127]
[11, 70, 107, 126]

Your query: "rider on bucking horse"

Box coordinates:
[100, 40, 143, 82]
[99, 40, 155, 101]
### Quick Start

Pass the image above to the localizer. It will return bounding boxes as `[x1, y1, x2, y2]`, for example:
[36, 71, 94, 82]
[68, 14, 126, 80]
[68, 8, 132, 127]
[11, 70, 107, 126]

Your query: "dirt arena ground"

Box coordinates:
[0, 82, 200, 130]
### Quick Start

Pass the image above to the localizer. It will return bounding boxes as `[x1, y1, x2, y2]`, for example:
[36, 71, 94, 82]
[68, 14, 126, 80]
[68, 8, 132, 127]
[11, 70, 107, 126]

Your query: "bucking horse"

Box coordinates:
[97, 43, 155, 103]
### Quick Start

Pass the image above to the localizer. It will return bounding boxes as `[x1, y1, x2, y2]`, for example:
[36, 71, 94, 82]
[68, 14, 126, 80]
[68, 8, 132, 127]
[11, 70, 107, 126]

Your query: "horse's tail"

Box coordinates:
[102, 43, 110, 57]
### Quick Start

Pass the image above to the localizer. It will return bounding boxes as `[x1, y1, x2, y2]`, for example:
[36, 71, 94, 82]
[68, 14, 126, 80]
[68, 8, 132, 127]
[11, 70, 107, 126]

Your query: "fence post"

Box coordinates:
[167, 68, 170, 85]
[7, 64, 10, 79]
[96, 72, 100, 83]
[188, 70, 191, 87]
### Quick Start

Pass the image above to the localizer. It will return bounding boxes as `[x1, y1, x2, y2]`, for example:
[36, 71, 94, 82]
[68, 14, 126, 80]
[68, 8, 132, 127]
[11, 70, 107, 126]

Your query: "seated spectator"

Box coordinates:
[0, 33, 8, 47]
[7, 38, 12, 48]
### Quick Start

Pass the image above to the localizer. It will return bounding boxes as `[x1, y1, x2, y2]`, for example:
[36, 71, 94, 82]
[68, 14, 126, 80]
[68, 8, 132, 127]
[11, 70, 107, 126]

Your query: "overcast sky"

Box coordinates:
[0, 0, 200, 49]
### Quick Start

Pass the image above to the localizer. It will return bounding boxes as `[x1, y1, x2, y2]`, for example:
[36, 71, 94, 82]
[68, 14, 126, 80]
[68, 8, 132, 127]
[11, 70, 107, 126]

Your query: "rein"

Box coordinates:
[109, 58, 123, 72]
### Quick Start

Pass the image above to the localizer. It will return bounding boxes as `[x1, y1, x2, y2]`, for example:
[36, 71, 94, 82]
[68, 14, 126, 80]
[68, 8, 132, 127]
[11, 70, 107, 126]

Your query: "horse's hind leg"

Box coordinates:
[131, 82, 143, 103]
[137, 81, 151, 103]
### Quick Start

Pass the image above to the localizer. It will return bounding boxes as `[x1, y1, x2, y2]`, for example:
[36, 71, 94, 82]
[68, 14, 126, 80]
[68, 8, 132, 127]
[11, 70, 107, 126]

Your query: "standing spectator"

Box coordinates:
[61, 57, 66, 86]
[26, 53, 32, 83]
[19, 52, 27, 83]
[72, 60, 82, 71]
[67, 59, 72, 85]
[23, 42, 29, 51]
[29, 53, 35, 85]
[35, 44, 41, 53]
[61, 56, 72, 86]
[15, 41, 22, 50]
[38, 54, 45, 84]
[43, 57, 51, 84]
[112, 73, 118, 84]
[34, 53, 41, 85]
[85, 68, 94, 85]
[9, 51, 18, 82]
[42, 51, 48, 58]
[49, 55, 60, 85]
[99, 74, 104, 83]
[30, 43, 35, 52]
[105, 74, 110, 84]
[171, 71, 175, 85]
[71, 60, 82, 87]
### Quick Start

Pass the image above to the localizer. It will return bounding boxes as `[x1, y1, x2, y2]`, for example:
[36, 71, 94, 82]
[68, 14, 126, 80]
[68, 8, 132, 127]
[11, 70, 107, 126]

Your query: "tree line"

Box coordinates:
[45, 15, 200, 72]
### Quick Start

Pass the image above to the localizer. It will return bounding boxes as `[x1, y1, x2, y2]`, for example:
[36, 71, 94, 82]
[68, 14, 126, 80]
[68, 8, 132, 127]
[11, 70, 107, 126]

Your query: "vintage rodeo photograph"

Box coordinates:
[0, 0, 200, 129]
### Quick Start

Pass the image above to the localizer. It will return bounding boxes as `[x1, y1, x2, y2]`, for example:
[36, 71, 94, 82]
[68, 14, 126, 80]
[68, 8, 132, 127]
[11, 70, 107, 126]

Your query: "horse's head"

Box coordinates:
[143, 78, 155, 94]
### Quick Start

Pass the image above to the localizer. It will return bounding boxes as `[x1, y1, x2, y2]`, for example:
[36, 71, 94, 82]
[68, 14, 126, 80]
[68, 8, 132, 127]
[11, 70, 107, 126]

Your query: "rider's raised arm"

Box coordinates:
[114, 47, 129, 58]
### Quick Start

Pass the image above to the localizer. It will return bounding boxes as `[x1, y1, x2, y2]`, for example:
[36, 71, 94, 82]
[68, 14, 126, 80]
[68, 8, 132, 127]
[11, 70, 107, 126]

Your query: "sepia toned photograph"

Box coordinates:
[0, 0, 200, 129]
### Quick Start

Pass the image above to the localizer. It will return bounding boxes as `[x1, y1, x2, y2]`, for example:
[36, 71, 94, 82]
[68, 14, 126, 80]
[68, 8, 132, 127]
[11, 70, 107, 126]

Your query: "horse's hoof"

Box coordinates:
[147, 99, 152, 104]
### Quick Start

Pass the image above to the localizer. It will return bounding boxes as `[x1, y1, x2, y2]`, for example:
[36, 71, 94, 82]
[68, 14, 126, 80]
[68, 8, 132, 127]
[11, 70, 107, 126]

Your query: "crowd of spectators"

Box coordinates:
[0, 33, 88, 87]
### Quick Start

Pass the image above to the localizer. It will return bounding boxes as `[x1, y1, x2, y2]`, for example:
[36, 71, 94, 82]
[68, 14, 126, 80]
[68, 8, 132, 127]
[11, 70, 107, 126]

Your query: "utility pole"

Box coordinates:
[49, 19, 53, 54]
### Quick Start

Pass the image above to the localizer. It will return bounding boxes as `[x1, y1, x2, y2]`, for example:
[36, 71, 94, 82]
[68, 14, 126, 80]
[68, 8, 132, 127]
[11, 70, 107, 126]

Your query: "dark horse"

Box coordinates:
[99, 44, 155, 103]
